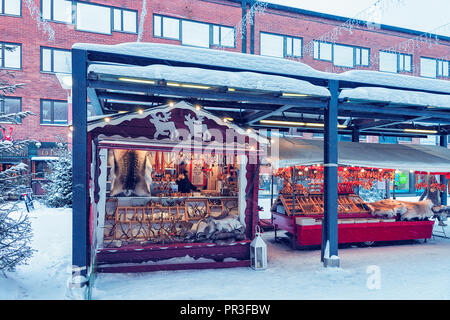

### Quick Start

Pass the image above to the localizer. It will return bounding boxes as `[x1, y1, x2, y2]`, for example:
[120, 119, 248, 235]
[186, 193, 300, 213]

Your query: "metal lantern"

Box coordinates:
[250, 225, 267, 270]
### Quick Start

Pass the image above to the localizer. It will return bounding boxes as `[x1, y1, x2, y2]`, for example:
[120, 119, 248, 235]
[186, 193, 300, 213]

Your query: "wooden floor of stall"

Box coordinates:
[95, 240, 251, 273]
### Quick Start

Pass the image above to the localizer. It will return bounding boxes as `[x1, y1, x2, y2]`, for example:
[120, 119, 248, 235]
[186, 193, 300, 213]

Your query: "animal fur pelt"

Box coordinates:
[367, 199, 447, 221]
[108, 149, 153, 196]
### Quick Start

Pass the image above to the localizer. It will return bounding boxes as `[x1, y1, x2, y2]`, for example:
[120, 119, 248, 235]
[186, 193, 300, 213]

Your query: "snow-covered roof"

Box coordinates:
[88, 64, 330, 97]
[339, 87, 450, 109]
[271, 137, 450, 172]
[74, 42, 450, 94]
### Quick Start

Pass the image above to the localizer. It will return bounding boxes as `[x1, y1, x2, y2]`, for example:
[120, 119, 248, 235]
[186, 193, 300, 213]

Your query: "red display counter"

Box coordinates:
[272, 212, 435, 248]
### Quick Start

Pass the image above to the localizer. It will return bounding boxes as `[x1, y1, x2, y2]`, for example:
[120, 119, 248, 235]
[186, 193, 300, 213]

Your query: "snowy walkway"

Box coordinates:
[1, 201, 449, 300]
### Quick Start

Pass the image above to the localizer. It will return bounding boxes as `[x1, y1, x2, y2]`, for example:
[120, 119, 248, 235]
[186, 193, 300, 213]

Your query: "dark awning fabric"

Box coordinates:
[271, 137, 450, 172]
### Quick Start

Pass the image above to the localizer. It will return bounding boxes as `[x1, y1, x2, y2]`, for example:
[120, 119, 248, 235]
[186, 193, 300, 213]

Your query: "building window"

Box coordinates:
[285, 36, 302, 58]
[76, 2, 111, 34]
[314, 41, 369, 68]
[333, 44, 354, 68]
[153, 15, 180, 40]
[313, 41, 332, 62]
[0, 0, 21, 16]
[212, 25, 235, 48]
[41, 47, 71, 73]
[437, 60, 449, 78]
[379, 51, 397, 73]
[181, 20, 210, 48]
[260, 33, 284, 58]
[398, 53, 412, 72]
[41, 0, 72, 23]
[420, 57, 437, 78]
[40, 100, 68, 125]
[0, 42, 21, 69]
[423, 57, 450, 78]
[379, 51, 412, 73]
[113, 8, 137, 33]
[0, 97, 21, 123]
[153, 14, 236, 49]
[355, 47, 370, 66]
[260, 32, 302, 59]
[397, 137, 412, 142]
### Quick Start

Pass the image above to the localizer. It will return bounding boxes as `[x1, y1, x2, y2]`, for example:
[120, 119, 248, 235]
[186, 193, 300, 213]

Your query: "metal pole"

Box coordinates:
[352, 129, 360, 142]
[72, 48, 89, 286]
[291, 166, 297, 249]
[321, 80, 339, 267]
[440, 135, 448, 206]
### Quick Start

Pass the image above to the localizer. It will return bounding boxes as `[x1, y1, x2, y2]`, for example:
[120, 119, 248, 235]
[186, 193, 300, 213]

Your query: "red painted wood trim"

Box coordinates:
[96, 260, 251, 273]
[294, 220, 435, 246]
[97, 241, 251, 265]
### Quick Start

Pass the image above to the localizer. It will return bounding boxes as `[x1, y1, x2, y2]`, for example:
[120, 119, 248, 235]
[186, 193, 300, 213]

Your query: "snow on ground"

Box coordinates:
[0, 201, 72, 300]
[1, 197, 449, 300]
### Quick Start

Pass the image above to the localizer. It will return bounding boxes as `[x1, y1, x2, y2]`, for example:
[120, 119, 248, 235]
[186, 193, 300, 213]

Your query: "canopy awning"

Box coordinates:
[88, 63, 331, 98]
[271, 137, 450, 172]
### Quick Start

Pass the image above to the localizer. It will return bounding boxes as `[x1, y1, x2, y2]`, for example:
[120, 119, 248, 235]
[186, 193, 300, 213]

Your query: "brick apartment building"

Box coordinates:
[0, 0, 449, 194]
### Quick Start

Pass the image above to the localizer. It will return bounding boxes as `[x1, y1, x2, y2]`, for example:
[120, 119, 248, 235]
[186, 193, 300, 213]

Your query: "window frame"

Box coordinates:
[0, 0, 21, 16]
[112, 7, 138, 34]
[0, 96, 22, 123]
[379, 50, 413, 74]
[314, 41, 370, 68]
[0, 42, 22, 70]
[260, 31, 303, 59]
[181, 19, 211, 48]
[153, 14, 237, 49]
[354, 46, 370, 67]
[40, 99, 68, 126]
[40, 46, 71, 74]
[153, 14, 181, 41]
[75, 1, 113, 35]
[313, 40, 333, 62]
[40, 0, 73, 24]
[398, 52, 412, 73]
[419, 56, 437, 78]
[211, 24, 236, 48]
[437, 59, 450, 78]
[332, 43, 357, 68]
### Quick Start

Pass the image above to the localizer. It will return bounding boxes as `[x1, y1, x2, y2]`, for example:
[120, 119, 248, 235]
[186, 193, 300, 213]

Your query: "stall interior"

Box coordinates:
[102, 148, 246, 248]
[272, 165, 448, 226]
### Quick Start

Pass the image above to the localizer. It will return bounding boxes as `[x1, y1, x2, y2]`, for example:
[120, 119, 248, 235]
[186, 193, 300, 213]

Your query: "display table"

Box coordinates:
[272, 212, 435, 248]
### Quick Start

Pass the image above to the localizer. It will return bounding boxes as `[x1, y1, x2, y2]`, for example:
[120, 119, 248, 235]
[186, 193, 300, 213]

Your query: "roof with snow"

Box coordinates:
[76, 42, 450, 95]
[272, 137, 450, 172]
[74, 42, 450, 138]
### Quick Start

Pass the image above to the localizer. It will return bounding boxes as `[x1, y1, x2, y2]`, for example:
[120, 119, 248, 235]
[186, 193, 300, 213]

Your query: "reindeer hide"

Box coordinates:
[109, 149, 153, 197]
[367, 199, 436, 220]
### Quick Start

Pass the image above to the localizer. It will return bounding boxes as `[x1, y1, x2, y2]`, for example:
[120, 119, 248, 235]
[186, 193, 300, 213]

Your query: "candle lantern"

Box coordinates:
[250, 225, 267, 270]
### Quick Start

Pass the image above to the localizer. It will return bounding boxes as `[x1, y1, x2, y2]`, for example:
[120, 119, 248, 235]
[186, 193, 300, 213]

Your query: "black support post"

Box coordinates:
[321, 80, 340, 267]
[71, 48, 89, 286]
[440, 135, 448, 206]
[352, 129, 360, 142]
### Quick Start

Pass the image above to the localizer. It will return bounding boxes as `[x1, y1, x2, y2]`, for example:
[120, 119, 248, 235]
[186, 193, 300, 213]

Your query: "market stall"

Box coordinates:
[269, 137, 450, 249]
[87, 101, 266, 272]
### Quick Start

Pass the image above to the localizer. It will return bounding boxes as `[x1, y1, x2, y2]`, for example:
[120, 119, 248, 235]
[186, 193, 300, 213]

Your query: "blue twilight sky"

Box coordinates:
[266, 0, 450, 37]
